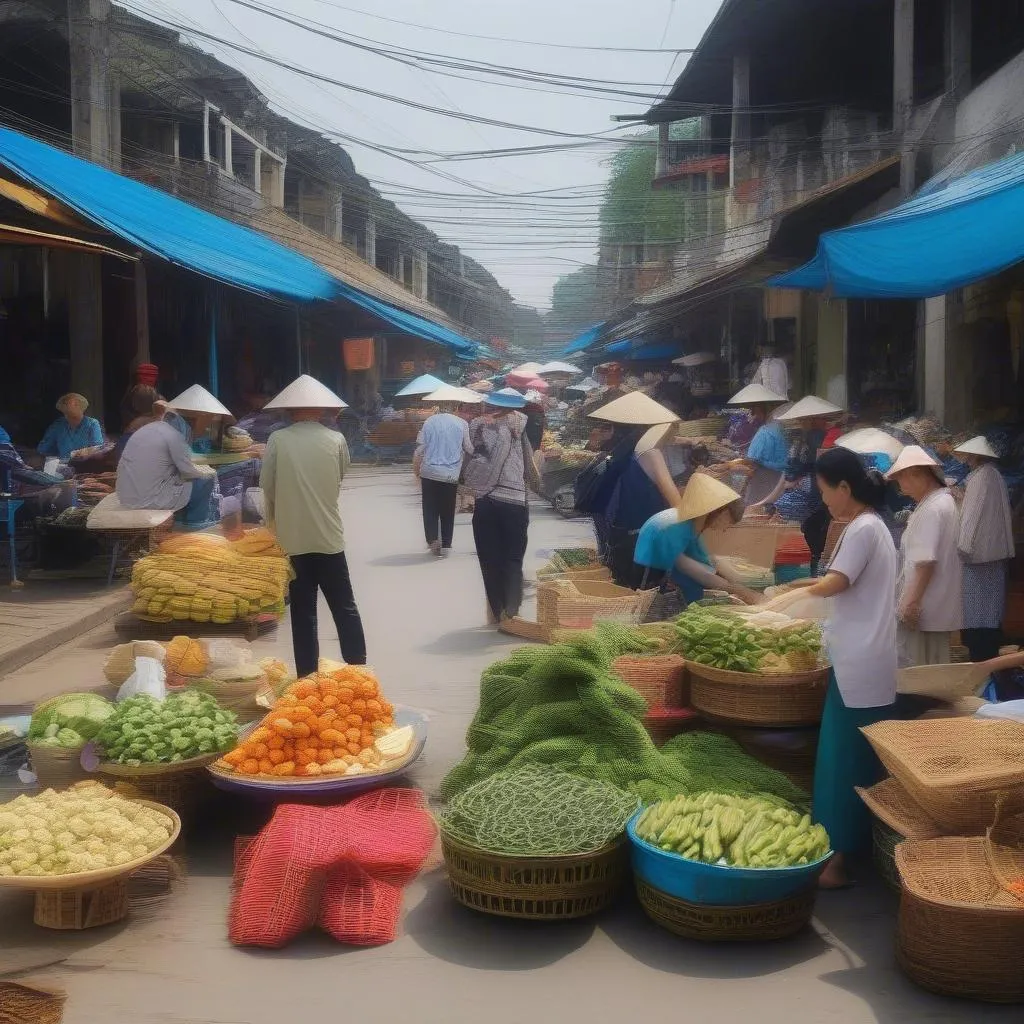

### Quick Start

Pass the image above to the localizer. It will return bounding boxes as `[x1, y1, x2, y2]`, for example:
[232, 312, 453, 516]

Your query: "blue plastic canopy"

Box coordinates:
[563, 323, 604, 354]
[769, 151, 1024, 298]
[603, 339, 682, 361]
[0, 126, 338, 302]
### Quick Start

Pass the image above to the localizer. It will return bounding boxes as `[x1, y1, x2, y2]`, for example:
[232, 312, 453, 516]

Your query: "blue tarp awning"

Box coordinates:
[769, 150, 1024, 298]
[0, 126, 480, 357]
[563, 323, 604, 354]
[0, 126, 338, 302]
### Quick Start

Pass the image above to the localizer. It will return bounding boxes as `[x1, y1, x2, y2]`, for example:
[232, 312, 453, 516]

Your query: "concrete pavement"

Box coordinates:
[0, 468, 1014, 1023]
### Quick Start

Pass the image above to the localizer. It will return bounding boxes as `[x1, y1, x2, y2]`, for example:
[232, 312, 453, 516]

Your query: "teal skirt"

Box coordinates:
[812, 672, 892, 856]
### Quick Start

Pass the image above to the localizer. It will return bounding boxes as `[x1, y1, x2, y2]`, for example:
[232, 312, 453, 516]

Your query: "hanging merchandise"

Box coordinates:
[343, 337, 375, 371]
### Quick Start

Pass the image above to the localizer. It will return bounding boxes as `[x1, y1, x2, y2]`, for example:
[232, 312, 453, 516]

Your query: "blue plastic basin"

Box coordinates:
[626, 810, 830, 906]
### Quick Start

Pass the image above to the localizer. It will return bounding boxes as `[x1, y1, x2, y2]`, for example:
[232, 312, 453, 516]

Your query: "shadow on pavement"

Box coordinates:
[368, 552, 442, 568]
[405, 871, 595, 970]
[600, 887, 829, 978]
[417, 627, 521, 657]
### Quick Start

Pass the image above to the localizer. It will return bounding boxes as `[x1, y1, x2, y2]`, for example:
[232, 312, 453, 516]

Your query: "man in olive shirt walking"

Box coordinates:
[260, 375, 366, 675]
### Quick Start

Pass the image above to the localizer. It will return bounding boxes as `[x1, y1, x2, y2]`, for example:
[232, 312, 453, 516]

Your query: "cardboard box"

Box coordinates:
[702, 523, 804, 567]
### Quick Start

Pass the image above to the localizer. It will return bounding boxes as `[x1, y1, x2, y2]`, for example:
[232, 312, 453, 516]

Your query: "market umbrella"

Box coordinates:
[167, 384, 236, 423]
[394, 374, 445, 398]
[537, 361, 581, 375]
[588, 392, 678, 426]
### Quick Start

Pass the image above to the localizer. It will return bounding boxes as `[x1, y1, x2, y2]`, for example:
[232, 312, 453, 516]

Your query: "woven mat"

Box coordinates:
[895, 837, 1021, 909]
[856, 777, 942, 839]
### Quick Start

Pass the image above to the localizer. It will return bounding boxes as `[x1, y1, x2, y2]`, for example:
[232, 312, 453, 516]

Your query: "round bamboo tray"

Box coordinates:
[688, 662, 829, 727]
[0, 981, 66, 1024]
[0, 799, 181, 892]
[440, 832, 628, 920]
[635, 877, 816, 942]
[96, 752, 223, 816]
[27, 742, 90, 790]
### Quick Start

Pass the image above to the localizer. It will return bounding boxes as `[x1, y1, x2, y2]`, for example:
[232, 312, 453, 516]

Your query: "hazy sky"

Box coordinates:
[128, 0, 722, 308]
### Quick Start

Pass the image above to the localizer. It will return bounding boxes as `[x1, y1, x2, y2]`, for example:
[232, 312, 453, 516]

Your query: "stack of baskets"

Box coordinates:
[610, 641, 698, 747]
[440, 833, 628, 920]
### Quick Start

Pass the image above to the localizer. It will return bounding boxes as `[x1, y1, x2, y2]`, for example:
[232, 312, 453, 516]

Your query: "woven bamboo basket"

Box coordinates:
[0, 982, 66, 1024]
[635, 877, 816, 942]
[96, 753, 222, 817]
[537, 580, 657, 629]
[440, 832, 627, 920]
[612, 654, 687, 709]
[536, 564, 611, 584]
[34, 877, 129, 929]
[498, 616, 556, 643]
[895, 837, 1024, 1003]
[862, 719, 1024, 834]
[984, 811, 1024, 907]
[27, 742, 90, 790]
[190, 676, 273, 722]
[688, 662, 829, 727]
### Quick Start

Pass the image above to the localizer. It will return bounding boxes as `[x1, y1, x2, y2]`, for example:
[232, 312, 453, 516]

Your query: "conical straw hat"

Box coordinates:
[456, 387, 485, 404]
[394, 373, 444, 398]
[634, 422, 677, 457]
[510, 362, 543, 376]
[835, 427, 904, 460]
[677, 472, 743, 522]
[588, 392, 679, 426]
[167, 384, 235, 422]
[884, 444, 945, 484]
[727, 383, 788, 406]
[422, 383, 470, 404]
[955, 435, 999, 459]
[774, 395, 843, 421]
[264, 374, 347, 410]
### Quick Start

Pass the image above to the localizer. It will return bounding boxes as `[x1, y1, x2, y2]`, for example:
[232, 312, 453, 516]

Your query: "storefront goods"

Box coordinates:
[633, 793, 829, 869]
[895, 836, 1024, 1003]
[862, 719, 1024, 833]
[130, 546, 291, 624]
[0, 782, 178, 877]
[229, 789, 436, 948]
[439, 764, 637, 857]
[441, 624, 810, 808]
[27, 693, 115, 789]
[218, 666, 402, 778]
[103, 640, 166, 686]
[95, 691, 238, 764]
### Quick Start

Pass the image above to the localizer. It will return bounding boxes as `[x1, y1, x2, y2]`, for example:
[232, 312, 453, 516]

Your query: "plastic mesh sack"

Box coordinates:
[229, 789, 435, 949]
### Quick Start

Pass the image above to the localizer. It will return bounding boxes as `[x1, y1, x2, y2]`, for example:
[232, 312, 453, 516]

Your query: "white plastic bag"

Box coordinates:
[203, 638, 254, 671]
[117, 656, 167, 702]
[975, 699, 1024, 723]
[760, 588, 831, 622]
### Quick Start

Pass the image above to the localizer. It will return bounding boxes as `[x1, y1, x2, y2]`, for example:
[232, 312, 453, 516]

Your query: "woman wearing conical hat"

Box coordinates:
[632, 473, 761, 606]
[721, 383, 789, 506]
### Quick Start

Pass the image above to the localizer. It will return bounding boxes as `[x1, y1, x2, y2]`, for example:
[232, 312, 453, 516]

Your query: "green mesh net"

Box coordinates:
[441, 622, 810, 808]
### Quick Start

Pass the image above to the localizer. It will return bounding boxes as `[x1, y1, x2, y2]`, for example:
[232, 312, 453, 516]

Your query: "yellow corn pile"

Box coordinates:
[230, 527, 286, 559]
[131, 544, 291, 624]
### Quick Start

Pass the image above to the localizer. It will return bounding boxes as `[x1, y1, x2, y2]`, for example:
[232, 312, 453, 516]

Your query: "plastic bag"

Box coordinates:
[760, 588, 831, 622]
[204, 638, 254, 671]
[975, 699, 1024, 723]
[116, 656, 167, 702]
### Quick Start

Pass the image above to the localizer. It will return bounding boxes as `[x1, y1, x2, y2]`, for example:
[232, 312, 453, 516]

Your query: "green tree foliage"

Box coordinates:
[547, 265, 601, 335]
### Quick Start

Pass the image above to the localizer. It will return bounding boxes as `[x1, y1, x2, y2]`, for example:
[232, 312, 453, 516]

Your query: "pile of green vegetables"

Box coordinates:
[553, 547, 598, 569]
[28, 693, 114, 749]
[635, 792, 830, 868]
[96, 691, 238, 764]
[674, 605, 823, 673]
[440, 622, 809, 808]
[440, 763, 637, 856]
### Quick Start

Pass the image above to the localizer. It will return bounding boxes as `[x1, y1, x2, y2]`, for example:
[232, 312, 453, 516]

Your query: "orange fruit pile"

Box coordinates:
[221, 665, 395, 777]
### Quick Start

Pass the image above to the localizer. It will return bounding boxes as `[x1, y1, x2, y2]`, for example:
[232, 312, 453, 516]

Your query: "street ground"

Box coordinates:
[0, 468, 1014, 1023]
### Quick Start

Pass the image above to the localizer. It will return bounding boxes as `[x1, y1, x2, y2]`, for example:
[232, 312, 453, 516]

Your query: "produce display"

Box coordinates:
[674, 605, 823, 674]
[441, 622, 809, 807]
[635, 792, 831, 868]
[230, 527, 286, 559]
[164, 635, 208, 678]
[440, 764, 637, 856]
[95, 691, 238, 764]
[552, 547, 599, 569]
[0, 782, 174, 877]
[218, 665, 411, 778]
[28, 693, 114, 749]
[130, 542, 291, 624]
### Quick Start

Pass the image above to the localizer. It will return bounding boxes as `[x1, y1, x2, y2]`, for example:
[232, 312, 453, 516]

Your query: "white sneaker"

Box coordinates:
[441, 547, 451, 558]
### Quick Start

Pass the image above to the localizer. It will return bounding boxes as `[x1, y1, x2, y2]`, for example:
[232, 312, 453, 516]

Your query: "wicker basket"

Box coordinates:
[537, 580, 657, 629]
[440, 833, 627, 920]
[643, 706, 701, 746]
[0, 982, 66, 1024]
[856, 777, 942, 889]
[612, 654, 686, 709]
[498, 616, 555, 643]
[862, 719, 1024, 834]
[537, 564, 611, 584]
[97, 754, 221, 817]
[895, 837, 1024, 1003]
[28, 742, 90, 790]
[635, 877, 816, 942]
[34, 877, 129, 930]
[984, 811, 1024, 905]
[688, 662, 829, 727]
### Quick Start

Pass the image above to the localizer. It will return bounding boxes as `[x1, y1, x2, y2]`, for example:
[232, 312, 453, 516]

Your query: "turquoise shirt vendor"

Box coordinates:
[633, 472, 762, 606]
[38, 393, 104, 460]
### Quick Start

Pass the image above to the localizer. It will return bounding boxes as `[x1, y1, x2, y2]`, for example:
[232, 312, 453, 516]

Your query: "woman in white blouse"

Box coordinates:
[767, 447, 897, 888]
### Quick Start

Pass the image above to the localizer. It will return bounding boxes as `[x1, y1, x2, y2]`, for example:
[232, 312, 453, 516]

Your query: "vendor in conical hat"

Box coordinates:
[260, 375, 366, 675]
[720, 383, 789, 507]
[633, 473, 762, 606]
[954, 436, 1014, 664]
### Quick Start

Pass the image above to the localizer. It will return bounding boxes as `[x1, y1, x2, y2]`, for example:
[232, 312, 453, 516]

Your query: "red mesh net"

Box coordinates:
[229, 788, 436, 948]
